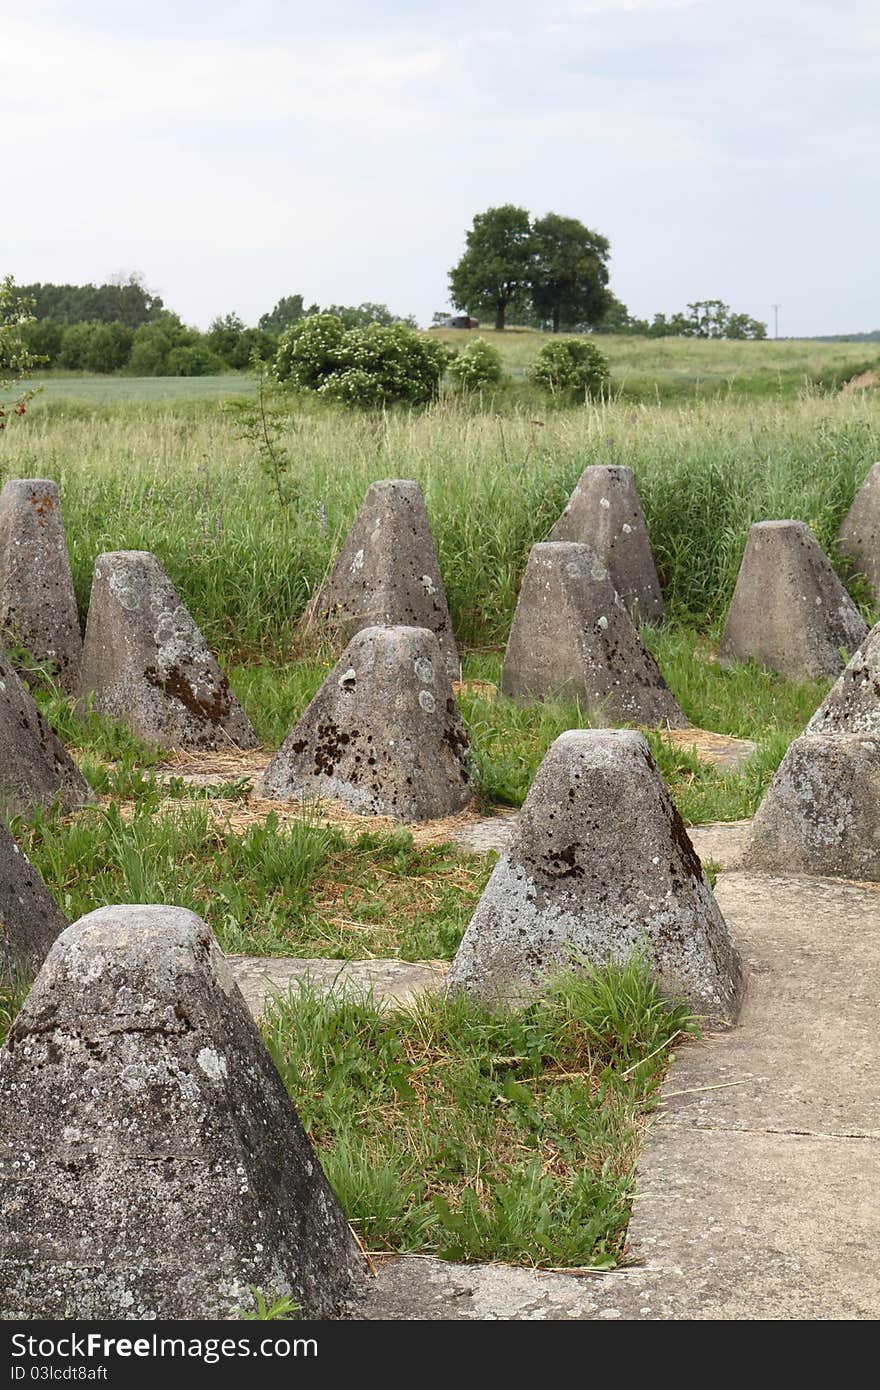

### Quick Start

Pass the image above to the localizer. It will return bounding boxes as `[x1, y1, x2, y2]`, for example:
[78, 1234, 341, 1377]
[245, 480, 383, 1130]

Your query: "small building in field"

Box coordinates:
[433, 315, 480, 329]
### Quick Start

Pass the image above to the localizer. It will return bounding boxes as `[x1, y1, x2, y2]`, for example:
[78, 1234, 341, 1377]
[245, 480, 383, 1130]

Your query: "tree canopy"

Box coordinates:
[448, 205, 534, 331]
[529, 213, 610, 334]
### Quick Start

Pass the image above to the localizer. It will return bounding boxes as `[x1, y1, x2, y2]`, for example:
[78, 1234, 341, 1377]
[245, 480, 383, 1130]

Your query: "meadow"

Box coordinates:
[1, 337, 878, 1273]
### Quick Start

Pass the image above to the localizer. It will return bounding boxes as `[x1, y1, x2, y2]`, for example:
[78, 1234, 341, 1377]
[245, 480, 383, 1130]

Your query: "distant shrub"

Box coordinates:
[274, 315, 450, 407]
[448, 337, 504, 392]
[165, 343, 224, 377]
[530, 338, 610, 397]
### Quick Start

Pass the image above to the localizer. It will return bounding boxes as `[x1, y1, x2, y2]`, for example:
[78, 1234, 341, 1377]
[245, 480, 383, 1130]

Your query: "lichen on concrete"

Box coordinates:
[745, 732, 880, 879]
[807, 621, 880, 735]
[0, 905, 366, 1319]
[259, 625, 473, 822]
[78, 550, 258, 751]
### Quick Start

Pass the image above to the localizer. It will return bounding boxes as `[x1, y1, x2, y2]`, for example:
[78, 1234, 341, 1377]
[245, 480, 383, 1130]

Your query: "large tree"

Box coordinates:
[529, 213, 610, 333]
[448, 205, 533, 330]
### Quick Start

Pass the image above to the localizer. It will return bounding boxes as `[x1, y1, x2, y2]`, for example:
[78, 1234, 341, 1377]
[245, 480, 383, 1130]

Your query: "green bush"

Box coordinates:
[274, 314, 450, 407]
[165, 343, 224, 377]
[58, 321, 133, 373]
[447, 337, 504, 392]
[530, 338, 609, 397]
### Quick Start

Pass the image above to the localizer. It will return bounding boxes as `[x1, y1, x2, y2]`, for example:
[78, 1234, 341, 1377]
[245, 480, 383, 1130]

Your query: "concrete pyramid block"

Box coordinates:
[78, 550, 259, 751]
[307, 479, 460, 677]
[0, 819, 68, 982]
[259, 625, 473, 822]
[447, 730, 742, 1026]
[745, 732, 880, 880]
[549, 464, 664, 623]
[501, 542, 686, 728]
[0, 479, 83, 692]
[0, 652, 92, 819]
[807, 621, 880, 735]
[0, 905, 366, 1319]
[839, 462, 880, 603]
[719, 520, 868, 680]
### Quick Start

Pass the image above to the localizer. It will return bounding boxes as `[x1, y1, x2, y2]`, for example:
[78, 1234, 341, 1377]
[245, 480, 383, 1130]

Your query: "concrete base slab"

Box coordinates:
[357, 1258, 654, 1321]
[451, 814, 751, 869]
[688, 819, 751, 869]
[671, 872, 880, 1136]
[359, 867, 880, 1319]
[622, 1126, 880, 1319]
[229, 955, 448, 1018]
[660, 727, 757, 771]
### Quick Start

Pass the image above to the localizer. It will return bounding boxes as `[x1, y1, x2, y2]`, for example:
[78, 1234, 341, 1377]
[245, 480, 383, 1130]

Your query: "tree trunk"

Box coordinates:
[552, 306, 561, 334]
[495, 302, 506, 331]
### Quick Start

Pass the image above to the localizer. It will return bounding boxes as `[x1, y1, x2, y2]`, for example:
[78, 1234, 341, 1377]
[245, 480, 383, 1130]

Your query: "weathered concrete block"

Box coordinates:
[501, 542, 686, 728]
[0, 652, 92, 819]
[745, 733, 880, 880]
[549, 465, 664, 623]
[447, 729, 742, 1027]
[0, 905, 366, 1319]
[719, 521, 867, 680]
[306, 480, 460, 677]
[78, 551, 258, 751]
[259, 625, 472, 822]
[0, 820, 68, 982]
[839, 462, 880, 604]
[807, 622, 880, 735]
[0, 479, 82, 691]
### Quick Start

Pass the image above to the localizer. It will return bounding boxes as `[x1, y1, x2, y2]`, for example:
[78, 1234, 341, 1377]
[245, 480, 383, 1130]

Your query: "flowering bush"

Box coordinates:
[530, 338, 610, 397]
[274, 315, 450, 407]
[447, 337, 504, 392]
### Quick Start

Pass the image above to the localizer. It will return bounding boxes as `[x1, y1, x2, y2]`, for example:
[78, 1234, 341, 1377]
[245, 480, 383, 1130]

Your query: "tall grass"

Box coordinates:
[1, 388, 877, 657]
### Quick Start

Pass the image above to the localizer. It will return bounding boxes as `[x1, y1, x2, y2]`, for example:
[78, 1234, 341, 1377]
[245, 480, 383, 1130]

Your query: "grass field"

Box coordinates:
[11, 329, 880, 413]
[1, 349, 878, 1273]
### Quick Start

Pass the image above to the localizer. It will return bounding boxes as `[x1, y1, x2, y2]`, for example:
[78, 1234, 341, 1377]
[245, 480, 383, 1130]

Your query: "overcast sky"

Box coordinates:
[4, 0, 877, 335]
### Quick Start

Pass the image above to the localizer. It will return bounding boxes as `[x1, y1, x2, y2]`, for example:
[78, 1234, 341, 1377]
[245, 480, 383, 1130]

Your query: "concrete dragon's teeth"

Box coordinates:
[549, 464, 664, 624]
[501, 541, 686, 728]
[719, 519, 867, 680]
[447, 728, 742, 1028]
[303, 479, 460, 678]
[0, 905, 366, 1319]
[0, 478, 83, 693]
[258, 624, 473, 823]
[78, 550, 258, 751]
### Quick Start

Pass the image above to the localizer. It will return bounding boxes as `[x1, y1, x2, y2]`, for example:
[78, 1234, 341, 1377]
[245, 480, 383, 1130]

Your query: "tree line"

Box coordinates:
[20, 279, 420, 376]
[12, 211, 768, 379]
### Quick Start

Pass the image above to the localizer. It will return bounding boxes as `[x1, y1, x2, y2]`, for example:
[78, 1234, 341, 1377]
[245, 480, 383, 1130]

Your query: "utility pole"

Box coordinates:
[772, 304, 780, 340]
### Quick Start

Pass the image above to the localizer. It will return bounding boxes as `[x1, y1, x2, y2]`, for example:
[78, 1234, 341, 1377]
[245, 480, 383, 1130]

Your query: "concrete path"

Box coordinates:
[356, 868, 880, 1319]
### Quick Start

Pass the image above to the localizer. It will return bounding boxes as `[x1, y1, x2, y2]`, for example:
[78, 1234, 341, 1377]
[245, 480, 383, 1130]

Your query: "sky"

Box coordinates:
[4, 0, 878, 336]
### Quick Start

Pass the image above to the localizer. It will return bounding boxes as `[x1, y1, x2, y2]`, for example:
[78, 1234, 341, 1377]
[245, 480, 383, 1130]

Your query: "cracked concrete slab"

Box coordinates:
[357, 1258, 655, 1321]
[229, 955, 448, 1018]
